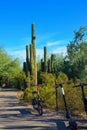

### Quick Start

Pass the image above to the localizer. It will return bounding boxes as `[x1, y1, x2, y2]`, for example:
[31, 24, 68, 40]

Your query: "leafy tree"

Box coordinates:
[65, 26, 87, 80]
[14, 71, 26, 89]
[0, 47, 22, 87]
[53, 54, 65, 75]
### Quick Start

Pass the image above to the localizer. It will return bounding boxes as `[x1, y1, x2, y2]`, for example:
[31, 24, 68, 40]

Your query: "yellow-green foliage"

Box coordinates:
[38, 73, 56, 108]
[40, 72, 55, 86]
[62, 83, 84, 112]
[17, 90, 24, 102]
[56, 71, 68, 83]
[55, 73, 84, 113]
[15, 71, 26, 89]
[23, 86, 36, 102]
[40, 85, 56, 108]
[21, 72, 86, 114]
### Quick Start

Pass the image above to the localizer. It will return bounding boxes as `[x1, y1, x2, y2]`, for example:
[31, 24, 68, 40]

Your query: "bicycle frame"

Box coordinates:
[32, 91, 43, 115]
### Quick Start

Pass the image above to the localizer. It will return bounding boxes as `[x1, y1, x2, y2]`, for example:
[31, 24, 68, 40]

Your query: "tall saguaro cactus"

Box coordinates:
[31, 23, 37, 85]
[23, 23, 37, 86]
[48, 59, 51, 73]
[26, 45, 29, 77]
[44, 46, 47, 72]
[30, 44, 33, 75]
[23, 62, 27, 76]
[41, 59, 44, 72]
[51, 54, 54, 73]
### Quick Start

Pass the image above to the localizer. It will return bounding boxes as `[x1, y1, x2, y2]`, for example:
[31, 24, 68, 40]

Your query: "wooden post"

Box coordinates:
[56, 87, 58, 111]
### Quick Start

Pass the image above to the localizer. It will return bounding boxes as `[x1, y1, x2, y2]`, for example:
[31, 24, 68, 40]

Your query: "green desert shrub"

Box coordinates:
[39, 72, 55, 86]
[63, 83, 84, 113]
[23, 86, 36, 102]
[15, 71, 26, 90]
[54, 72, 84, 113]
[40, 85, 56, 108]
[19, 71, 86, 114]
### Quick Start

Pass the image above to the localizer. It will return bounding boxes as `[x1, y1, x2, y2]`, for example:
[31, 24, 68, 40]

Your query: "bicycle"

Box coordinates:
[32, 91, 43, 116]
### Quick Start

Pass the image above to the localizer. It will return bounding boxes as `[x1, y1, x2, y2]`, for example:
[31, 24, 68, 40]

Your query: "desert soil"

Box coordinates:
[0, 88, 87, 130]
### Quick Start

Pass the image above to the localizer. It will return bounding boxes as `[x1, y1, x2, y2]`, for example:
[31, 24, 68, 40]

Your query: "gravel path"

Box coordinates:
[0, 88, 87, 130]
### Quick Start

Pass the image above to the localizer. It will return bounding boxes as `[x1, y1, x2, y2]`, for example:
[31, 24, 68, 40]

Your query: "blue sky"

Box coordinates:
[0, 0, 87, 63]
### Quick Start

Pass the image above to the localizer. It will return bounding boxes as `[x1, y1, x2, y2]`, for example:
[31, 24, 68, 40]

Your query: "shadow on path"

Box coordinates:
[1, 88, 87, 130]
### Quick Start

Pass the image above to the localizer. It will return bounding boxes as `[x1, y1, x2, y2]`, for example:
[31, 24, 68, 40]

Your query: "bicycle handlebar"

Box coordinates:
[55, 82, 87, 88]
[73, 83, 87, 87]
[54, 81, 71, 88]
[55, 84, 62, 88]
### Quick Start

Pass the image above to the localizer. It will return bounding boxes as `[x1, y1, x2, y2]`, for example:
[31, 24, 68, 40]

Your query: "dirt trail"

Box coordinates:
[0, 88, 87, 130]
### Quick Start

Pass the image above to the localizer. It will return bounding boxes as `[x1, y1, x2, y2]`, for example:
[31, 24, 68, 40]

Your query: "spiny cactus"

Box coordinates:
[23, 62, 27, 75]
[51, 54, 54, 73]
[44, 46, 47, 72]
[41, 59, 44, 72]
[30, 43, 33, 75]
[31, 23, 37, 85]
[48, 59, 51, 73]
[26, 45, 31, 76]
[26, 45, 29, 60]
